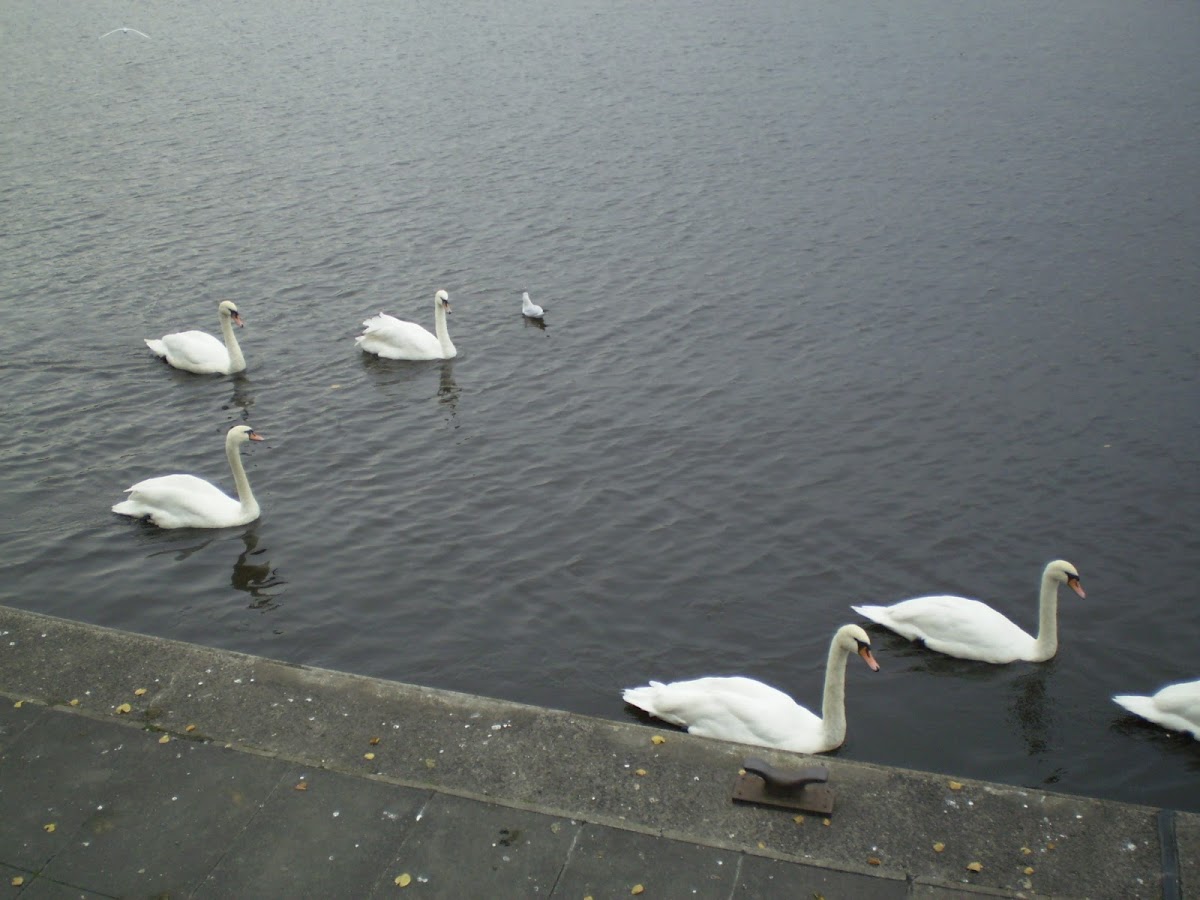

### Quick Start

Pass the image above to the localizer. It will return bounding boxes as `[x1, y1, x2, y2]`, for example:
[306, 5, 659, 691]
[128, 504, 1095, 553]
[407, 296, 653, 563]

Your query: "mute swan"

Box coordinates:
[112, 425, 264, 529]
[520, 291, 544, 318]
[851, 559, 1085, 664]
[145, 300, 247, 374]
[622, 624, 880, 754]
[100, 27, 150, 39]
[1113, 680, 1200, 739]
[356, 290, 456, 360]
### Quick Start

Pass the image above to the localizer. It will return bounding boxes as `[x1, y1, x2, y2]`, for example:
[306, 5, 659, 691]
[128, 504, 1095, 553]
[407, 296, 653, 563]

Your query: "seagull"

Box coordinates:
[520, 290, 545, 319]
[100, 27, 150, 39]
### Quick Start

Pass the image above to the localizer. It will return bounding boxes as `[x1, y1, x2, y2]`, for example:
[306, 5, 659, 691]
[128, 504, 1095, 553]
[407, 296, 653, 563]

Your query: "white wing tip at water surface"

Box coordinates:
[100, 28, 150, 40]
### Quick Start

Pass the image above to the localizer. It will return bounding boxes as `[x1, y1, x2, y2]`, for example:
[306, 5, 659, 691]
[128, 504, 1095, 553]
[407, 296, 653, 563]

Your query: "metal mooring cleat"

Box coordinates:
[731, 756, 834, 814]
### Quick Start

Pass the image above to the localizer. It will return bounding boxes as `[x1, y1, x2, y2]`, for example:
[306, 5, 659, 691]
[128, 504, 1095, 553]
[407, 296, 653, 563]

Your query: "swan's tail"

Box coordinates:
[851, 604, 888, 624]
[144, 338, 167, 358]
[1112, 694, 1156, 720]
[622, 681, 667, 714]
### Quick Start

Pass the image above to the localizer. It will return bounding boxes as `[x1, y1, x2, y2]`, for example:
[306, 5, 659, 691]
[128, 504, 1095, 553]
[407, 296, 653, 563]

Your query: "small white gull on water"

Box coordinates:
[520, 291, 544, 319]
[100, 27, 150, 39]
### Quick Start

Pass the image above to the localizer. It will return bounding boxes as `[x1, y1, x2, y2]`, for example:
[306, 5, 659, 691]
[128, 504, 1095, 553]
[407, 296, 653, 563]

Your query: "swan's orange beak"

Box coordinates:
[232, 312, 245, 327]
[1068, 575, 1085, 598]
[859, 645, 880, 671]
[248, 431, 265, 442]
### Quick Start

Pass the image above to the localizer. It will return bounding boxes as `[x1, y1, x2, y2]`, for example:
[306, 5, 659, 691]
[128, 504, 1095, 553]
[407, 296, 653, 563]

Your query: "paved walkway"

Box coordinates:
[0, 605, 1194, 899]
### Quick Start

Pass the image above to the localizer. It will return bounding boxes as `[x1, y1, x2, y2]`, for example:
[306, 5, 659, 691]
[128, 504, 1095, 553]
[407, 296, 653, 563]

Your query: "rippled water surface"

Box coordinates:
[3, 0, 1199, 811]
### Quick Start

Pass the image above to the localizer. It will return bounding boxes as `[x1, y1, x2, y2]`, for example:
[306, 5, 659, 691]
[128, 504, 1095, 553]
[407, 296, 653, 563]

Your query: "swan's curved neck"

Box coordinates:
[225, 434, 258, 518]
[1031, 570, 1060, 661]
[220, 314, 246, 372]
[819, 639, 851, 747]
[433, 302, 456, 358]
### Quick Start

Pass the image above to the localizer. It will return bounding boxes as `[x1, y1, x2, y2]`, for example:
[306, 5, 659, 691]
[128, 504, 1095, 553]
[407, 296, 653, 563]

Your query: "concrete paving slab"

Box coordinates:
[194, 765, 429, 899]
[367, 793, 580, 899]
[734, 854, 908, 899]
[0, 709, 165, 871]
[0, 699, 42, 750]
[40, 732, 289, 898]
[8, 875, 114, 900]
[552, 823, 741, 899]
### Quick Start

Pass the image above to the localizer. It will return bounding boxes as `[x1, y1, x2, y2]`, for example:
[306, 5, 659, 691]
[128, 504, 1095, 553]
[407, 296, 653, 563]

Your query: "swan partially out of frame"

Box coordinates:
[112, 425, 264, 529]
[356, 290, 456, 360]
[145, 300, 247, 374]
[852, 560, 1085, 664]
[622, 624, 880, 754]
[1114, 680, 1200, 740]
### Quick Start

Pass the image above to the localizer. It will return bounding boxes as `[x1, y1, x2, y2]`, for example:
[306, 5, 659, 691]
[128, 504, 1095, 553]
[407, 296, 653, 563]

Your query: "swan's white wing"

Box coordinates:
[355, 313, 442, 360]
[853, 595, 1035, 663]
[113, 474, 240, 529]
[101, 27, 150, 39]
[151, 330, 231, 374]
[1114, 680, 1200, 738]
[624, 676, 821, 752]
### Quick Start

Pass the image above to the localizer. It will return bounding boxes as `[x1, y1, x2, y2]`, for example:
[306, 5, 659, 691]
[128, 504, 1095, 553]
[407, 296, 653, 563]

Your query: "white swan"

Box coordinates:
[100, 27, 150, 39]
[356, 290, 456, 360]
[145, 300, 247, 374]
[112, 425, 264, 529]
[520, 290, 544, 318]
[622, 624, 880, 754]
[851, 560, 1085, 664]
[1113, 680, 1200, 739]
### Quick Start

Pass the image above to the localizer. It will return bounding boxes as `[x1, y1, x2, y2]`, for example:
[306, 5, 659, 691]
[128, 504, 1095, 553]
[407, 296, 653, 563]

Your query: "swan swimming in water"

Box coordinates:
[622, 624, 880, 754]
[851, 560, 1085, 664]
[520, 291, 544, 319]
[100, 27, 150, 39]
[356, 290, 456, 360]
[1113, 679, 1200, 739]
[112, 425, 264, 529]
[145, 300, 247, 375]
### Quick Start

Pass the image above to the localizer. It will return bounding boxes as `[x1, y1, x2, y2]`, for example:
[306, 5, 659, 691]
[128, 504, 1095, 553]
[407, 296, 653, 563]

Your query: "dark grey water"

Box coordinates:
[3, 0, 1199, 812]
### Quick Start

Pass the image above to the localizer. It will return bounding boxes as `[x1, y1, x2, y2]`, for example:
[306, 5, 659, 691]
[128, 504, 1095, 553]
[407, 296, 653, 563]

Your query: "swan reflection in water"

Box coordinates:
[1007, 664, 1054, 761]
[223, 373, 254, 420]
[437, 360, 460, 413]
[360, 354, 461, 418]
[231, 526, 285, 610]
[140, 525, 284, 610]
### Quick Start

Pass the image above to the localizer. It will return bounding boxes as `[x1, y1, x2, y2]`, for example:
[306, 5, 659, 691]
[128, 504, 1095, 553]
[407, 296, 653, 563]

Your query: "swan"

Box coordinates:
[520, 290, 544, 318]
[356, 290, 456, 360]
[145, 300, 247, 374]
[100, 27, 150, 39]
[621, 624, 880, 754]
[851, 559, 1085, 664]
[112, 425, 264, 529]
[1113, 680, 1200, 739]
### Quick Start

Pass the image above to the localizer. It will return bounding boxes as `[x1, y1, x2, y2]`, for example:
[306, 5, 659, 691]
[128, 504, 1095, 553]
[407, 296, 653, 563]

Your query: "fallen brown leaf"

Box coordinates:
[370, 736, 381, 745]
[948, 780, 964, 791]
[158, 735, 170, 744]
[134, 688, 148, 697]
[634, 768, 647, 776]
[43, 823, 56, 833]
[294, 782, 308, 791]
[394, 872, 412, 887]
[867, 856, 881, 866]
[116, 703, 132, 715]
[966, 862, 983, 873]
[1024, 866, 1035, 875]
[185, 724, 197, 733]
[932, 842, 945, 853]
[631, 886, 645, 896]
[651, 735, 666, 745]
